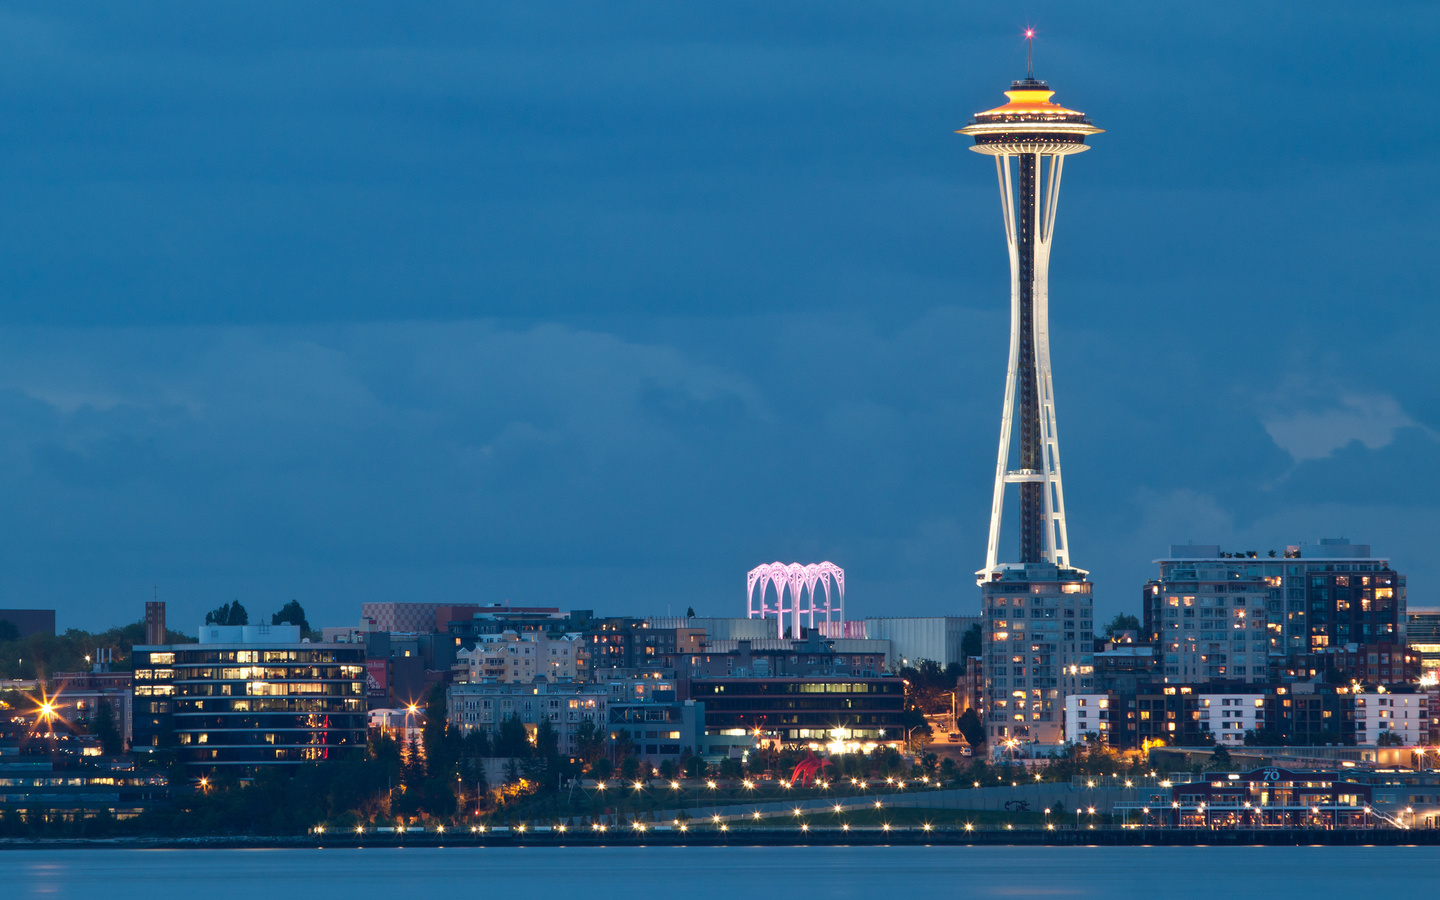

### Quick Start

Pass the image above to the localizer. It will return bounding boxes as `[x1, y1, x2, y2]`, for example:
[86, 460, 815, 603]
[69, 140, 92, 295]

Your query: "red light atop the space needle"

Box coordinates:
[1024, 29, 1034, 38]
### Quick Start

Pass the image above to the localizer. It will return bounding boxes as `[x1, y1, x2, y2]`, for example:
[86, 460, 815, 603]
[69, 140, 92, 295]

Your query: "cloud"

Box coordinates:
[1264, 392, 1419, 462]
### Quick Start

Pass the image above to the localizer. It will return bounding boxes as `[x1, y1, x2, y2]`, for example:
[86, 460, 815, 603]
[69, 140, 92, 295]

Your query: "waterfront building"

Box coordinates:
[606, 695, 705, 765]
[981, 568, 1094, 744]
[1353, 689, 1427, 745]
[685, 676, 906, 747]
[1114, 767, 1374, 828]
[1407, 608, 1440, 677]
[646, 616, 775, 642]
[1308, 640, 1421, 685]
[958, 60, 1102, 747]
[1147, 540, 1405, 666]
[1074, 683, 1391, 749]
[0, 760, 168, 820]
[1093, 643, 1161, 693]
[677, 633, 888, 679]
[1142, 548, 1275, 683]
[860, 616, 981, 668]
[455, 630, 584, 683]
[52, 663, 133, 748]
[131, 624, 367, 773]
[447, 680, 610, 759]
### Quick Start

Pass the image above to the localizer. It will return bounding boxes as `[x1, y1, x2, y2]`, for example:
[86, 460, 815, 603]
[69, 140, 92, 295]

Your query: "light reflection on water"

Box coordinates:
[9, 845, 1439, 899]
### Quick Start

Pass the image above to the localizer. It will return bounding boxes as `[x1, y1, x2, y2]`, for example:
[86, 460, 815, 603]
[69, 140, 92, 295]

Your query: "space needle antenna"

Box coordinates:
[1025, 27, 1035, 79]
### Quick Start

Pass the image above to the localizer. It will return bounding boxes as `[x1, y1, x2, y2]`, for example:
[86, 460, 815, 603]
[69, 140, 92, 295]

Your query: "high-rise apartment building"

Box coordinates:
[981, 568, 1094, 743]
[1142, 548, 1274, 683]
[1146, 540, 1406, 682]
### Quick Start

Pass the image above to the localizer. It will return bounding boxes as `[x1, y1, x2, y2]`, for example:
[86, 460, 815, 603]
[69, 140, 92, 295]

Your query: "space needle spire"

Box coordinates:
[959, 39, 1102, 581]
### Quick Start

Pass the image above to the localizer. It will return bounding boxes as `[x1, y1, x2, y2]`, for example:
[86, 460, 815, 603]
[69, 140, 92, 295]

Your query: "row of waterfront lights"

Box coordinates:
[591, 777, 950, 793]
[316, 816, 983, 834]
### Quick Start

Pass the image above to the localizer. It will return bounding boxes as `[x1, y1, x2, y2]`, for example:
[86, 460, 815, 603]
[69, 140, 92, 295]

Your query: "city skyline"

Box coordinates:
[0, 4, 1435, 631]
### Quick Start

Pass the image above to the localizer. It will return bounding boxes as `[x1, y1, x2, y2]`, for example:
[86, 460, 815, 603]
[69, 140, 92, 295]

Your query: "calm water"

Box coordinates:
[9, 845, 1438, 898]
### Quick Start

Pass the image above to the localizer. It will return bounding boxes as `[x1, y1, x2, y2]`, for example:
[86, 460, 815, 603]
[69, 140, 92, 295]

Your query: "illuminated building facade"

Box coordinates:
[959, 54, 1100, 746]
[1145, 540, 1407, 680]
[686, 677, 905, 745]
[1141, 554, 1275, 684]
[132, 624, 366, 774]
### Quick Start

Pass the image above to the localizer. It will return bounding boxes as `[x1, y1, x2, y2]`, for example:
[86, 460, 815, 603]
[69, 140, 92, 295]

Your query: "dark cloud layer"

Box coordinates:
[0, 3, 1434, 630]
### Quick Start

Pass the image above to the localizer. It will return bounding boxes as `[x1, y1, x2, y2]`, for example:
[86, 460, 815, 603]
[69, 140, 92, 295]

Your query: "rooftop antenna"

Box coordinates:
[1024, 27, 1035, 79]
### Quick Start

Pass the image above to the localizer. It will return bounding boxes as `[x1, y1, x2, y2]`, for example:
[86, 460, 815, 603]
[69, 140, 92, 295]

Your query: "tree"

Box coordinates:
[686, 606, 696, 618]
[1207, 742, 1234, 771]
[204, 601, 248, 626]
[92, 700, 124, 755]
[957, 708, 986, 749]
[573, 720, 605, 766]
[900, 707, 932, 751]
[1243, 727, 1289, 747]
[533, 718, 559, 760]
[1103, 613, 1141, 639]
[271, 600, 310, 633]
[1377, 730, 1406, 747]
[494, 714, 531, 758]
[960, 623, 982, 660]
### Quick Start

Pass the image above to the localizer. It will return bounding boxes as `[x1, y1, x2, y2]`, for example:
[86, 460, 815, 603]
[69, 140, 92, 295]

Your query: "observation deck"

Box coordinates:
[957, 78, 1103, 156]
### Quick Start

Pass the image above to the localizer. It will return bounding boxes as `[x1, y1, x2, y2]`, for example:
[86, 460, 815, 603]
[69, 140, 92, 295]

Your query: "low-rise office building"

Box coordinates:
[1115, 767, 1374, 828]
[0, 760, 168, 819]
[52, 665, 133, 749]
[685, 676, 906, 746]
[132, 624, 367, 774]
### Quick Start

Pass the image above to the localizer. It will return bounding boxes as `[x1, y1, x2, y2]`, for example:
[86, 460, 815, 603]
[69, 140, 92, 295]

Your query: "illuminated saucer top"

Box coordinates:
[957, 77, 1103, 156]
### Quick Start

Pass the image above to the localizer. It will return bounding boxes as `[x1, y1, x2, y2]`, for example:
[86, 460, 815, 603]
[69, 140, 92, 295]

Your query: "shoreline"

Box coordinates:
[4, 827, 1439, 849]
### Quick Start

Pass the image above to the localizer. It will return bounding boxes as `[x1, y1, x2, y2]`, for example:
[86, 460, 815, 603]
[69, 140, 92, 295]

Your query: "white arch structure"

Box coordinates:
[746, 562, 845, 639]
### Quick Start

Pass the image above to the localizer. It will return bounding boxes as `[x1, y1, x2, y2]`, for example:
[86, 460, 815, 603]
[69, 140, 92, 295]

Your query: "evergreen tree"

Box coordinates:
[92, 700, 124, 755]
[495, 714, 531, 758]
[957, 707, 986, 749]
[270, 600, 310, 633]
[204, 601, 249, 626]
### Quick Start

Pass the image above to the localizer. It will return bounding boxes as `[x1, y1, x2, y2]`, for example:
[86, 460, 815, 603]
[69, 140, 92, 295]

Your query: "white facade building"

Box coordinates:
[456, 631, 583, 683]
[862, 617, 981, 668]
[1064, 693, 1111, 742]
[1198, 693, 1266, 744]
[448, 681, 608, 756]
[1355, 691, 1427, 746]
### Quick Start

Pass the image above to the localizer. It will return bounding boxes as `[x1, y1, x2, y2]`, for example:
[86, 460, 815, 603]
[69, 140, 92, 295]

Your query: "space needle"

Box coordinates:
[959, 32, 1102, 581]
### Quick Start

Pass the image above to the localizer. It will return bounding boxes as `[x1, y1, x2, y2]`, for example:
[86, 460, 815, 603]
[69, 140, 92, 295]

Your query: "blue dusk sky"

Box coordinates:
[0, 3, 1435, 632]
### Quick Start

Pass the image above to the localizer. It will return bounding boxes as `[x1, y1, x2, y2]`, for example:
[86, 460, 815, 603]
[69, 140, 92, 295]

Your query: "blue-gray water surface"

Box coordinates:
[9, 846, 1434, 898]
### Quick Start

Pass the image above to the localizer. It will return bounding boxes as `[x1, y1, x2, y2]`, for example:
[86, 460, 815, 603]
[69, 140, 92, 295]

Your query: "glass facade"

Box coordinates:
[131, 643, 367, 774]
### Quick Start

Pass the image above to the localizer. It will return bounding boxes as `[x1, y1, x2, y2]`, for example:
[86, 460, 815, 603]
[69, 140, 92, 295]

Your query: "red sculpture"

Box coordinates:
[790, 751, 833, 786]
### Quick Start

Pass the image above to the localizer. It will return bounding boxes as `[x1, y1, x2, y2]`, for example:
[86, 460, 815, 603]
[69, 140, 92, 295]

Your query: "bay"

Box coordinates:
[8, 845, 1435, 898]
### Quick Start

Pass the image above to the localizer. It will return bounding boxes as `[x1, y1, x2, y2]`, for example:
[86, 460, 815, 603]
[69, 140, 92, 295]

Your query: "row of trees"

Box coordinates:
[204, 600, 311, 634]
[0, 621, 192, 680]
